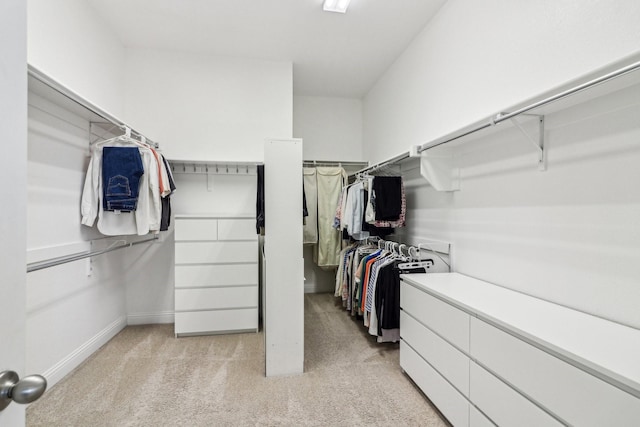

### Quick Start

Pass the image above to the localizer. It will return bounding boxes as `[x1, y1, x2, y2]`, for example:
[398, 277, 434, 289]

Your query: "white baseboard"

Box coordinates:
[127, 310, 174, 325]
[43, 316, 127, 388]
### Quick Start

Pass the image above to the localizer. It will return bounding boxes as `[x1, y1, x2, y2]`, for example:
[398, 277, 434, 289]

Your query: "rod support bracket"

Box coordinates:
[506, 113, 546, 171]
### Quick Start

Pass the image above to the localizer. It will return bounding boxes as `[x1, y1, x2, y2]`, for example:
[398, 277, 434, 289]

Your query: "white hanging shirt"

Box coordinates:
[81, 141, 161, 236]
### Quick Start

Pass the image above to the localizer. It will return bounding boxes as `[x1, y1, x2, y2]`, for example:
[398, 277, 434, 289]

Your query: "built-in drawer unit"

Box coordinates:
[399, 273, 640, 427]
[469, 360, 561, 427]
[400, 280, 469, 353]
[469, 405, 494, 427]
[400, 310, 469, 397]
[400, 341, 470, 427]
[174, 215, 258, 336]
[470, 317, 640, 426]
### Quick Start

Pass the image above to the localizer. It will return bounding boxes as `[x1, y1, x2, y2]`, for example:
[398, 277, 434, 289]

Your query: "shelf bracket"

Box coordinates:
[506, 114, 546, 171]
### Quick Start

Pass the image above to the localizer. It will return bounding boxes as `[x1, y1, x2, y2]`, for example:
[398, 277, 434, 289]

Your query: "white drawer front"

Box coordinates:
[175, 308, 258, 335]
[175, 241, 257, 264]
[470, 318, 640, 426]
[176, 286, 257, 311]
[400, 341, 470, 427]
[175, 219, 217, 241]
[401, 310, 470, 396]
[469, 405, 494, 427]
[470, 361, 561, 427]
[218, 219, 256, 241]
[175, 264, 258, 288]
[401, 281, 470, 353]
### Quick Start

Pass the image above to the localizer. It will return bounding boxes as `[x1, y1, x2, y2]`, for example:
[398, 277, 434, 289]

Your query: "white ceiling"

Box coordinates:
[88, 0, 446, 98]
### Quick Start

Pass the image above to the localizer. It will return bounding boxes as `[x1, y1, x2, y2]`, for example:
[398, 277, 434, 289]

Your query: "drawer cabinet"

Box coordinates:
[400, 273, 640, 427]
[400, 310, 469, 397]
[400, 341, 470, 427]
[469, 361, 561, 427]
[470, 317, 640, 426]
[400, 281, 469, 353]
[174, 216, 258, 336]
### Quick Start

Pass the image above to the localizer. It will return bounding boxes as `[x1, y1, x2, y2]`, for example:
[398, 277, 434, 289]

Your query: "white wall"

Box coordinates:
[0, 0, 27, 425]
[26, 90, 125, 387]
[124, 48, 293, 162]
[363, 0, 640, 329]
[364, 0, 640, 163]
[294, 96, 363, 161]
[27, 0, 126, 117]
[293, 95, 363, 293]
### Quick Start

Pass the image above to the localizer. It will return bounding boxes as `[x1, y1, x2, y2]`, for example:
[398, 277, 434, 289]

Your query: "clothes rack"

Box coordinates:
[27, 236, 159, 273]
[28, 65, 159, 150]
[303, 160, 368, 168]
[169, 160, 261, 175]
[351, 58, 640, 177]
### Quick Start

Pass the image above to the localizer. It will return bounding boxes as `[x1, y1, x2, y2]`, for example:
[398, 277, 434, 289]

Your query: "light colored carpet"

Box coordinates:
[27, 293, 449, 426]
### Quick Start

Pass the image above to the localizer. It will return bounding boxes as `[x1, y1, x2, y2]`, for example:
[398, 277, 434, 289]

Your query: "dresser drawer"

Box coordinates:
[470, 361, 561, 427]
[469, 405, 494, 427]
[400, 310, 470, 396]
[175, 286, 257, 311]
[175, 308, 258, 335]
[470, 317, 640, 426]
[400, 281, 470, 353]
[400, 341, 469, 427]
[175, 218, 217, 241]
[218, 219, 256, 241]
[175, 241, 257, 264]
[175, 264, 258, 288]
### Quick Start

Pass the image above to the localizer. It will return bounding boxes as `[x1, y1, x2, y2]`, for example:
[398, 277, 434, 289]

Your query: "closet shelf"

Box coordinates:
[354, 56, 640, 191]
[28, 65, 159, 149]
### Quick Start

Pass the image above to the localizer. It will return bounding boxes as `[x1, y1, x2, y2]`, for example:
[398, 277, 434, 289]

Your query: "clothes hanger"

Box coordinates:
[397, 244, 434, 270]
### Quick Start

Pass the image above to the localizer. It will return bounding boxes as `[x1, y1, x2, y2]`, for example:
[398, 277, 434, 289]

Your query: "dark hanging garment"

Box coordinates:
[160, 196, 171, 231]
[256, 164, 265, 234]
[372, 176, 402, 221]
[160, 156, 175, 232]
[303, 182, 308, 218]
[361, 188, 394, 237]
[102, 147, 144, 212]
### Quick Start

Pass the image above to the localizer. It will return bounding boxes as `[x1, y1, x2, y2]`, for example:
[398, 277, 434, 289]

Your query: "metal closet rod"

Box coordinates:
[26, 236, 159, 273]
[303, 160, 369, 167]
[350, 151, 410, 177]
[353, 58, 640, 176]
[418, 59, 640, 154]
[28, 65, 159, 149]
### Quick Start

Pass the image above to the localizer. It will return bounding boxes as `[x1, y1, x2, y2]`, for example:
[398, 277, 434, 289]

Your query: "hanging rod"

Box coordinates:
[28, 65, 159, 149]
[303, 160, 369, 167]
[350, 151, 410, 177]
[26, 236, 159, 273]
[352, 59, 640, 176]
[418, 58, 640, 154]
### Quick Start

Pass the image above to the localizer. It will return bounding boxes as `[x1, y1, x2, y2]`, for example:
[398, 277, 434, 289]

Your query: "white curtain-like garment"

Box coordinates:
[303, 167, 318, 244]
[314, 166, 346, 267]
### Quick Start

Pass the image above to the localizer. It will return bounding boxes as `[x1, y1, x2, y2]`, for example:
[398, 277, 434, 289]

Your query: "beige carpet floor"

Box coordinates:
[27, 293, 448, 426]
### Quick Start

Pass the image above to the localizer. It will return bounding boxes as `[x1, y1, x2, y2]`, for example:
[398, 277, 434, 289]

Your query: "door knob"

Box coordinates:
[0, 370, 47, 411]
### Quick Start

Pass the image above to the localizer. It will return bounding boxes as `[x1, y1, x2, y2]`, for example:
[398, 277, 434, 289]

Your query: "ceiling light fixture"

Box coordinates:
[323, 0, 351, 14]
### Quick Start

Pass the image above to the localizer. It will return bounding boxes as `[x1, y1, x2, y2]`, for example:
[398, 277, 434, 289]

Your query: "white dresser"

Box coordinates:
[174, 215, 258, 336]
[400, 273, 640, 426]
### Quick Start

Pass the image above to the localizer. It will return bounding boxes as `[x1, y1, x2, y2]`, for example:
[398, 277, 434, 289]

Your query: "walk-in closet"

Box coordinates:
[2, 1, 640, 426]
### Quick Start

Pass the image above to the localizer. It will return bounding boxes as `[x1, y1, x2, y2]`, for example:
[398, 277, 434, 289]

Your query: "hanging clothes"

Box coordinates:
[303, 167, 318, 244]
[160, 155, 176, 232]
[333, 240, 428, 344]
[256, 164, 265, 235]
[101, 147, 144, 212]
[314, 166, 347, 267]
[81, 138, 161, 236]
